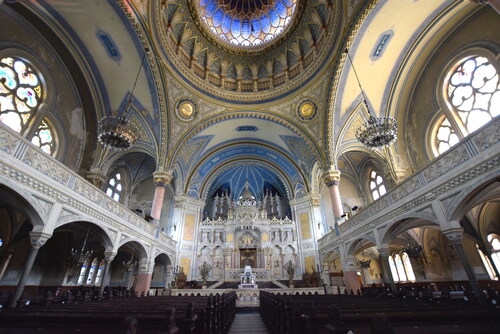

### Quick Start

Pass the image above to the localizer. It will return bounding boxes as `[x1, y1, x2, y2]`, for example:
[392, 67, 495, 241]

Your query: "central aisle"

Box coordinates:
[229, 308, 268, 334]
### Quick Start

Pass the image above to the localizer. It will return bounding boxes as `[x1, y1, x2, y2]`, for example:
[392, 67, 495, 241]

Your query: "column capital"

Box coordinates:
[29, 231, 52, 248]
[104, 251, 117, 262]
[153, 170, 173, 187]
[378, 247, 391, 258]
[322, 169, 341, 187]
[443, 227, 464, 243]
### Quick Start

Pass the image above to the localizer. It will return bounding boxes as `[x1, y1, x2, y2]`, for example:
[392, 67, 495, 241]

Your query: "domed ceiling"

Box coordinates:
[154, 0, 341, 103]
[194, 0, 300, 52]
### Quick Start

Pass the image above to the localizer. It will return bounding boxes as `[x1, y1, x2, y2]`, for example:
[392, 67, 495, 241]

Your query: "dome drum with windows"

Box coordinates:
[196, 0, 299, 51]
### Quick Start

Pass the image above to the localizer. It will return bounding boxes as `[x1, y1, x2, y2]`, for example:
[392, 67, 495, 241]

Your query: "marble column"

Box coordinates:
[443, 228, 486, 303]
[378, 248, 396, 293]
[133, 258, 153, 296]
[10, 231, 51, 307]
[323, 169, 344, 233]
[98, 251, 116, 297]
[151, 171, 173, 222]
[341, 257, 361, 294]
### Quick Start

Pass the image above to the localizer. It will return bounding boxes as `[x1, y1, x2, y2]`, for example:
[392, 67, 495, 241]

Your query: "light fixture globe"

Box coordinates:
[355, 115, 397, 150]
[98, 115, 140, 151]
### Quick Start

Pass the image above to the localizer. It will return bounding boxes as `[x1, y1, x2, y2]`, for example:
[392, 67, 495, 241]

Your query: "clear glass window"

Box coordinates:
[434, 54, 499, 157]
[106, 173, 123, 202]
[369, 170, 386, 200]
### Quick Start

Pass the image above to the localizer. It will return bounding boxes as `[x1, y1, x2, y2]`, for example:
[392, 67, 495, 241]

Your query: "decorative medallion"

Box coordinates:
[297, 100, 317, 121]
[176, 99, 198, 121]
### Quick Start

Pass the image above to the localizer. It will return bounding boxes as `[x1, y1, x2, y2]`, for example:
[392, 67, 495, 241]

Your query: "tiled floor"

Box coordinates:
[229, 312, 268, 334]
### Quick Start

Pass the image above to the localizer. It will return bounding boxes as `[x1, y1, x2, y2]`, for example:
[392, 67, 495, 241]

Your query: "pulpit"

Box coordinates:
[239, 266, 258, 289]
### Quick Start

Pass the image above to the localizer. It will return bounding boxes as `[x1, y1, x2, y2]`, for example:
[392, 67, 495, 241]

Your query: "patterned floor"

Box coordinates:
[229, 312, 268, 334]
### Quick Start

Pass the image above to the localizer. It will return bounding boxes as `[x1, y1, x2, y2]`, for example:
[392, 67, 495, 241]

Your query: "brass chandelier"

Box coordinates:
[345, 49, 397, 149]
[97, 48, 148, 150]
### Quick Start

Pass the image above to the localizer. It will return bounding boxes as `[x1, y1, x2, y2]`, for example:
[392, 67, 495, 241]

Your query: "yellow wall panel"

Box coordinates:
[180, 257, 191, 275]
[300, 213, 311, 239]
[305, 256, 315, 273]
[183, 214, 195, 241]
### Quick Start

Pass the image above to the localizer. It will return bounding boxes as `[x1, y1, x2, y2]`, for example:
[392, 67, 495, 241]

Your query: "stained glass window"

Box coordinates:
[369, 170, 386, 200]
[94, 259, 106, 286]
[198, 0, 297, 48]
[31, 119, 55, 154]
[434, 54, 499, 157]
[0, 57, 43, 133]
[77, 259, 89, 285]
[86, 258, 98, 285]
[106, 173, 123, 202]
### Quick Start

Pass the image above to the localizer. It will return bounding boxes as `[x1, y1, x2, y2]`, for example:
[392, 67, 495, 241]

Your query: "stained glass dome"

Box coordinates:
[196, 0, 298, 51]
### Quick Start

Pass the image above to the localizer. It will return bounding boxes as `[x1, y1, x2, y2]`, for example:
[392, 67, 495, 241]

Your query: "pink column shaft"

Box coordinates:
[151, 186, 166, 220]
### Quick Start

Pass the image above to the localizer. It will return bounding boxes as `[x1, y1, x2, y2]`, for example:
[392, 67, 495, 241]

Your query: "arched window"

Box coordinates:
[478, 234, 500, 280]
[94, 259, 106, 286]
[369, 170, 386, 200]
[388, 256, 399, 282]
[0, 56, 56, 155]
[477, 245, 496, 280]
[0, 57, 42, 132]
[31, 119, 54, 154]
[86, 258, 98, 285]
[106, 173, 123, 202]
[433, 54, 499, 156]
[77, 259, 89, 285]
[388, 252, 416, 282]
[488, 235, 500, 272]
[401, 252, 416, 281]
[394, 254, 407, 281]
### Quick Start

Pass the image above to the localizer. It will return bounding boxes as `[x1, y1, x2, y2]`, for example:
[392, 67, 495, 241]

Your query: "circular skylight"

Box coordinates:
[197, 0, 298, 50]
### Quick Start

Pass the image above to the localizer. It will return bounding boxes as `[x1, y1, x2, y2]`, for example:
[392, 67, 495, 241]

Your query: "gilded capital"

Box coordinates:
[323, 169, 341, 187]
[153, 170, 173, 187]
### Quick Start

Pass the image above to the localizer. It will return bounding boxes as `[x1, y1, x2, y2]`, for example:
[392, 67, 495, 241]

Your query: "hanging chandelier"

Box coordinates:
[70, 225, 93, 266]
[344, 49, 397, 149]
[356, 250, 372, 269]
[402, 244, 423, 258]
[122, 252, 138, 272]
[97, 48, 148, 151]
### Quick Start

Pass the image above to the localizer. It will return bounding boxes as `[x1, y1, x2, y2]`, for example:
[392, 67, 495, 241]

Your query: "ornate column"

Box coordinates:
[340, 255, 361, 294]
[443, 228, 486, 303]
[323, 169, 344, 232]
[378, 247, 396, 293]
[99, 251, 116, 297]
[151, 171, 173, 222]
[10, 231, 51, 307]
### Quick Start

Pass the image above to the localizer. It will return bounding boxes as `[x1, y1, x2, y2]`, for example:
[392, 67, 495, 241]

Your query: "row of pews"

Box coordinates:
[259, 290, 500, 334]
[0, 292, 236, 334]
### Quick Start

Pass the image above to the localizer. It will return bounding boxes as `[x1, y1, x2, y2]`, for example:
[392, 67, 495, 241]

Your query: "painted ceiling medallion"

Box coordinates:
[194, 0, 300, 53]
[176, 99, 198, 121]
[298, 100, 317, 121]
